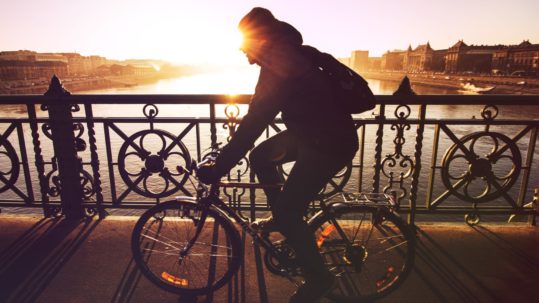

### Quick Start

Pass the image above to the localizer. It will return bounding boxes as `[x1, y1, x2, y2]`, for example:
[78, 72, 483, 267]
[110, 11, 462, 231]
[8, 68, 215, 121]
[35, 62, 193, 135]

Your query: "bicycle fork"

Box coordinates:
[178, 206, 210, 264]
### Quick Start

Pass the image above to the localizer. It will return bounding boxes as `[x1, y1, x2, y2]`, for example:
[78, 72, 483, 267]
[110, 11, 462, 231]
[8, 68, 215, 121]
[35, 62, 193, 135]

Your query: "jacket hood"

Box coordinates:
[239, 7, 303, 47]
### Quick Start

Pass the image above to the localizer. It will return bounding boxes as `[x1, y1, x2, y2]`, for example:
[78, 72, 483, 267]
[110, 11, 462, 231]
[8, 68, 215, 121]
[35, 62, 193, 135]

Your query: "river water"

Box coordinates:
[1, 72, 538, 221]
[82, 70, 458, 95]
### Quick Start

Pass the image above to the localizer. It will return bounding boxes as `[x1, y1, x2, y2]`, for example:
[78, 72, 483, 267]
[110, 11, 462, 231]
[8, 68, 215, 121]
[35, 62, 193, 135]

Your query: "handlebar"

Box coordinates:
[176, 143, 222, 177]
[194, 157, 214, 171]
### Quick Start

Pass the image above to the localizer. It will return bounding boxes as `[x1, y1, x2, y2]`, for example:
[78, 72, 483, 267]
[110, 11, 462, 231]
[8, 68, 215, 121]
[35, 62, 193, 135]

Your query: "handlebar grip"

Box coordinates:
[195, 158, 214, 171]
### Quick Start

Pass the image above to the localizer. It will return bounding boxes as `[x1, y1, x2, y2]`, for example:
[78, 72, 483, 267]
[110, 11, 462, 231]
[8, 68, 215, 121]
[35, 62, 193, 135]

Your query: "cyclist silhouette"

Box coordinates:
[198, 7, 358, 302]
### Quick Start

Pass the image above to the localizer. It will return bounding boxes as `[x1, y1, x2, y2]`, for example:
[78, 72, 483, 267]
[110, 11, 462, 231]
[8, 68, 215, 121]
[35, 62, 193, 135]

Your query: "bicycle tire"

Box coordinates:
[131, 199, 242, 295]
[309, 204, 415, 302]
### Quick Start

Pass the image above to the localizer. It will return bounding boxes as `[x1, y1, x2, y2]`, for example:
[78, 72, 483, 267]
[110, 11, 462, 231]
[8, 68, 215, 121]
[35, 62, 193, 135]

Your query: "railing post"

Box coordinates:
[394, 76, 421, 226]
[409, 103, 425, 226]
[209, 102, 217, 146]
[372, 104, 385, 193]
[27, 104, 50, 217]
[44, 75, 85, 219]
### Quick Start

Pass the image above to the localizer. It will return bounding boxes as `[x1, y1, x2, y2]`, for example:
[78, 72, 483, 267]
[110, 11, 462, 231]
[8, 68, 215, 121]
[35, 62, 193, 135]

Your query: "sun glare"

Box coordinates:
[162, 24, 245, 66]
[206, 29, 245, 64]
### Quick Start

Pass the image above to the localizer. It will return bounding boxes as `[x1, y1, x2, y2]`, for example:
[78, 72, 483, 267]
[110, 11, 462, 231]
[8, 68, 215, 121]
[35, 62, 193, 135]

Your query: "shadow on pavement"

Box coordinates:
[415, 227, 504, 303]
[472, 225, 539, 270]
[0, 217, 101, 303]
[112, 227, 272, 303]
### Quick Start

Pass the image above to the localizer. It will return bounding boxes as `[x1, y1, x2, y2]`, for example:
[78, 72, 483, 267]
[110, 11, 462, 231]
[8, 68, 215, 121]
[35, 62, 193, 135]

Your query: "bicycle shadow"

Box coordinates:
[116, 227, 282, 303]
[413, 227, 505, 303]
[471, 225, 539, 270]
[0, 217, 101, 303]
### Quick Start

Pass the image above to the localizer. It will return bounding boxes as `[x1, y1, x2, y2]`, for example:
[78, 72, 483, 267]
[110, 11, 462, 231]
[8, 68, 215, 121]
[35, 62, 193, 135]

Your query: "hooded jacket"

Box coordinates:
[215, 13, 358, 175]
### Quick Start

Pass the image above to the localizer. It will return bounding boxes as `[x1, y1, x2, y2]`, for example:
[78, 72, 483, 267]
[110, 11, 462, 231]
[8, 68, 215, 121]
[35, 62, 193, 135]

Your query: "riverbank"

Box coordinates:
[0, 73, 184, 95]
[362, 71, 539, 94]
[4, 71, 539, 95]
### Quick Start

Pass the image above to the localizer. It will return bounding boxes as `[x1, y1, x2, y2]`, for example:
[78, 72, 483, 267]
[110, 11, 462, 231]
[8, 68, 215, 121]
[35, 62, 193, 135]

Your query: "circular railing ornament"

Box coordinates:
[465, 213, 481, 225]
[480, 105, 499, 121]
[143, 104, 159, 120]
[118, 129, 191, 198]
[441, 131, 521, 204]
[224, 103, 240, 120]
[84, 207, 98, 218]
[49, 206, 64, 218]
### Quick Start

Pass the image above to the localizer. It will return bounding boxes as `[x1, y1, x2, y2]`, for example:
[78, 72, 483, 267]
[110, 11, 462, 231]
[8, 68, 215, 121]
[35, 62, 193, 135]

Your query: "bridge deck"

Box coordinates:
[0, 216, 537, 303]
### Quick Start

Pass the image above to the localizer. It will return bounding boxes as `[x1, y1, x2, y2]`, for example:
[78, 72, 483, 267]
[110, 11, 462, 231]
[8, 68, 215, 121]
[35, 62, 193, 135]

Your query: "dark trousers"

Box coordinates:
[249, 130, 355, 280]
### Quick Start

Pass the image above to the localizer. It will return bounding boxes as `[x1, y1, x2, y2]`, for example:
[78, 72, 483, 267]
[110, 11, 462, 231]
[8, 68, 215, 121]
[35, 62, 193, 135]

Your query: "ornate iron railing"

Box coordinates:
[0, 76, 538, 225]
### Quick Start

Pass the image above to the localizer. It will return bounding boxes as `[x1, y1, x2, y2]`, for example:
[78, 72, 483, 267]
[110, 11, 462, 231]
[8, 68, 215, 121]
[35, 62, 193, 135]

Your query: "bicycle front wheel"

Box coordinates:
[309, 204, 415, 302]
[131, 199, 242, 296]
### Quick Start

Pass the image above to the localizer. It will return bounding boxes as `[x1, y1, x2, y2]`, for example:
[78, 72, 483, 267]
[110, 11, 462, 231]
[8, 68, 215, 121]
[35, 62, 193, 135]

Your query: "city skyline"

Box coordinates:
[3, 37, 537, 85]
[1, 0, 539, 64]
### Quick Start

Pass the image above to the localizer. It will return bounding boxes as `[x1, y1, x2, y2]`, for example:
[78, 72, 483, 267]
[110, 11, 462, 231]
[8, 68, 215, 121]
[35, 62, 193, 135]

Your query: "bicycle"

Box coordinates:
[131, 150, 416, 302]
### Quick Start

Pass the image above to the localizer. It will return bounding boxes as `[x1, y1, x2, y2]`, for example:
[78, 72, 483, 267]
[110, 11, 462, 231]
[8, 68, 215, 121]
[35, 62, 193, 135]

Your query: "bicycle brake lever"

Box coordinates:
[202, 142, 222, 154]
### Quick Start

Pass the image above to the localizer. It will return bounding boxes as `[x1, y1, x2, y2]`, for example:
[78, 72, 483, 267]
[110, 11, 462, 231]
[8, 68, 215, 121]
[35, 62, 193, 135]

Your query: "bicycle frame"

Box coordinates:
[181, 180, 292, 268]
[182, 162, 401, 275]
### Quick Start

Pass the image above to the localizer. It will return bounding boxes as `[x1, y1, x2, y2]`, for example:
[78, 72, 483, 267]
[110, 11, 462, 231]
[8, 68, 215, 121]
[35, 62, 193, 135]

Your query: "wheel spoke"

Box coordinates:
[141, 231, 234, 252]
[378, 234, 406, 244]
[371, 240, 409, 256]
[141, 234, 182, 250]
[132, 201, 240, 293]
[313, 206, 414, 302]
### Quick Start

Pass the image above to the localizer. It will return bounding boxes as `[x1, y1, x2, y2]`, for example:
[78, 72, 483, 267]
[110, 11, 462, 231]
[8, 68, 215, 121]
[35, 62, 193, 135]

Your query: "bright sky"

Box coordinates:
[1, 0, 538, 64]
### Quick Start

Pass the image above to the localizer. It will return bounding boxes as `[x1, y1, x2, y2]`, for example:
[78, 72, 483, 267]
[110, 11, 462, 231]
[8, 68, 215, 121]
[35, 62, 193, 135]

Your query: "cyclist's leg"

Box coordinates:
[249, 130, 297, 205]
[272, 145, 352, 281]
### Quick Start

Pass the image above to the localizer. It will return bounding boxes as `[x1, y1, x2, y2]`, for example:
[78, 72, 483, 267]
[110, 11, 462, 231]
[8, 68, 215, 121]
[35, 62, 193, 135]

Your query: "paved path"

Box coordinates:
[0, 215, 537, 303]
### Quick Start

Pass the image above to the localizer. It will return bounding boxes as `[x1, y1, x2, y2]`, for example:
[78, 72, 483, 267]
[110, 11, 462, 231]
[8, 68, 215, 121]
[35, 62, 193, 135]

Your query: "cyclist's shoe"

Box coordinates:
[289, 273, 336, 303]
[251, 216, 278, 233]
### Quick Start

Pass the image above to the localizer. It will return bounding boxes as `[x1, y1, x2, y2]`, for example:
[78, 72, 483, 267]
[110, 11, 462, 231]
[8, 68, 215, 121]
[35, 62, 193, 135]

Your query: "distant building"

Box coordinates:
[403, 44, 425, 72]
[444, 40, 502, 73]
[350, 50, 369, 72]
[0, 60, 68, 80]
[88, 56, 107, 73]
[432, 49, 447, 72]
[378, 40, 538, 75]
[381, 50, 406, 71]
[131, 64, 157, 76]
[35, 53, 68, 63]
[0, 50, 68, 80]
[60, 53, 87, 75]
[492, 40, 539, 75]
[0, 50, 132, 80]
[402, 43, 445, 72]
[109, 64, 157, 76]
[54, 53, 109, 76]
[368, 57, 381, 71]
[0, 50, 37, 61]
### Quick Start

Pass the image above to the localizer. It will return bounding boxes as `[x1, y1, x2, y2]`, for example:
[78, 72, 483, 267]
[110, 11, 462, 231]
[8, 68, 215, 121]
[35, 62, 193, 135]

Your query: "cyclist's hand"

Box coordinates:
[197, 162, 221, 184]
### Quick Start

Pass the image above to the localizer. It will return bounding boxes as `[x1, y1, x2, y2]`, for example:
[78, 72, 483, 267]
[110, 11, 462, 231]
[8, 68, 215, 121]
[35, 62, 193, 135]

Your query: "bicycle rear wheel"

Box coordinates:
[309, 204, 415, 302]
[131, 199, 242, 296]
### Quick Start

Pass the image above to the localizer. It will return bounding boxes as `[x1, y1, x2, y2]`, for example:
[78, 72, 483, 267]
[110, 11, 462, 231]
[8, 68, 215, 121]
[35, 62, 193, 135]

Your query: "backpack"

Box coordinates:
[301, 45, 376, 114]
